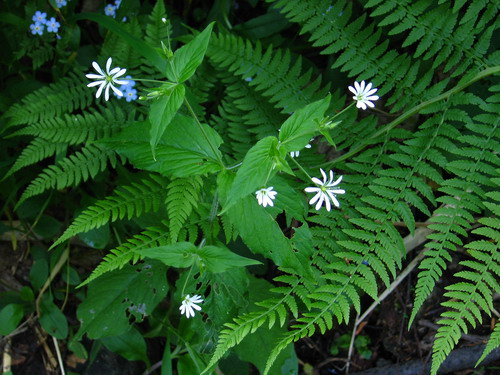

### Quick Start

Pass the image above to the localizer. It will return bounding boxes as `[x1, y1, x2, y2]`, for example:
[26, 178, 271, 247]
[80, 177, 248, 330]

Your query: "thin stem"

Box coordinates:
[325, 65, 500, 167]
[180, 265, 194, 297]
[132, 78, 168, 84]
[227, 161, 243, 170]
[184, 97, 225, 167]
[331, 102, 354, 120]
[289, 157, 313, 181]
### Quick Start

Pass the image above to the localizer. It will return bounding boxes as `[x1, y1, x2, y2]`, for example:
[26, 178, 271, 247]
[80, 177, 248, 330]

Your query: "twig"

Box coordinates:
[52, 336, 66, 375]
[2, 338, 12, 374]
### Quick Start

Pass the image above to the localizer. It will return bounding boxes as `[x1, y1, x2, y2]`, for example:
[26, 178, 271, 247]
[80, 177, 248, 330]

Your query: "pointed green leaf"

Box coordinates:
[167, 22, 215, 83]
[278, 95, 330, 152]
[224, 136, 278, 211]
[149, 83, 185, 158]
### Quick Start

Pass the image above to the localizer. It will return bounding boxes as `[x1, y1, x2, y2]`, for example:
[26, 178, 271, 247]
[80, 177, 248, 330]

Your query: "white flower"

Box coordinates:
[85, 57, 128, 101]
[348, 80, 379, 110]
[179, 294, 203, 318]
[255, 187, 277, 207]
[304, 169, 345, 211]
[290, 142, 312, 158]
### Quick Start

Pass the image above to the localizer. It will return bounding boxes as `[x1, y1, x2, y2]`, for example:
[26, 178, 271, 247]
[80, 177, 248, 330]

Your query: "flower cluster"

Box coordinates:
[179, 295, 203, 318]
[86, 57, 129, 101]
[104, 0, 122, 18]
[30, 11, 60, 35]
[113, 75, 138, 102]
[55, 0, 68, 8]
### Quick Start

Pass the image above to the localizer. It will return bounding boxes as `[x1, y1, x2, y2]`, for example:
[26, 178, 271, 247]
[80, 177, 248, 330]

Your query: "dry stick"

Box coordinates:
[2, 338, 12, 374]
[52, 337, 66, 375]
[345, 225, 432, 374]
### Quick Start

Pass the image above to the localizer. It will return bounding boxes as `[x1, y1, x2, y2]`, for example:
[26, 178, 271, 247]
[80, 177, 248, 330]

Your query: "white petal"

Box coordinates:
[114, 79, 129, 85]
[359, 80, 366, 92]
[86, 73, 105, 79]
[330, 189, 345, 195]
[92, 61, 105, 76]
[348, 85, 357, 95]
[309, 191, 321, 206]
[104, 84, 111, 101]
[329, 175, 343, 187]
[191, 295, 203, 303]
[87, 80, 105, 87]
[364, 82, 372, 93]
[320, 168, 327, 183]
[106, 57, 113, 74]
[108, 67, 120, 76]
[324, 193, 331, 211]
[315, 193, 325, 210]
[186, 306, 194, 318]
[304, 187, 320, 193]
[354, 81, 361, 93]
[110, 84, 123, 97]
[191, 304, 202, 311]
[113, 68, 127, 79]
[327, 191, 340, 208]
[365, 88, 378, 96]
[365, 95, 379, 101]
[366, 101, 375, 108]
[95, 83, 105, 98]
[311, 177, 323, 186]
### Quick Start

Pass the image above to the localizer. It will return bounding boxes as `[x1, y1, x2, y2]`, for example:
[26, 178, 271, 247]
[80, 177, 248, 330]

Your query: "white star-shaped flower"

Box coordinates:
[304, 169, 345, 211]
[255, 187, 277, 207]
[85, 57, 128, 101]
[348, 81, 379, 110]
[179, 294, 203, 319]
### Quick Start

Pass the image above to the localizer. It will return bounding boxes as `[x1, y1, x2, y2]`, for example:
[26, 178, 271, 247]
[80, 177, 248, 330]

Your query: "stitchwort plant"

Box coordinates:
[3, 2, 499, 375]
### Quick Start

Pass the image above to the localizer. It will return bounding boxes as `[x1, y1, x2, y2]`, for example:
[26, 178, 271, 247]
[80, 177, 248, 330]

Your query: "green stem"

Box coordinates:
[132, 78, 168, 84]
[180, 265, 194, 297]
[325, 65, 500, 167]
[290, 157, 313, 181]
[331, 102, 354, 120]
[184, 97, 225, 167]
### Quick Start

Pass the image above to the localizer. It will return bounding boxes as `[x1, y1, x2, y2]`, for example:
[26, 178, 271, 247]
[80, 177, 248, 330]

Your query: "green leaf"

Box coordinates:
[224, 136, 278, 211]
[98, 114, 223, 177]
[101, 327, 149, 365]
[140, 242, 261, 272]
[71, 13, 165, 74]
[39, 296, 68, 339]
[278, 95, 330, 152]
[0, 304, 24, 335]
[167, 23, 215, 83]
[75, 260, 168, 340]
[149, 84, 186, 159]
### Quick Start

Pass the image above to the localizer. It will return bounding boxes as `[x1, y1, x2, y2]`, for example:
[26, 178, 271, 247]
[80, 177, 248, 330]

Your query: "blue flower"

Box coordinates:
[124, 88, 138, 102]
[104, 4, 116, 18]
[55, 0, 68, 8]
[30, 22, 44, 35]
[32, 11, 47, 24]
[46, 17, 60, 33]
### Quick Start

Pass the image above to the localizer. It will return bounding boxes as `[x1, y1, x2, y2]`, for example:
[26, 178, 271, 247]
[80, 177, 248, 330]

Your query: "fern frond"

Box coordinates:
[476, 322, 500, 366]
[52, 174, 168, 248]
[5, 72, 93, 126]
[10, 105, 126, 145]
[208, 33, 330, 112]
[166, 176, 203, 243]
[17, 145, 117, 205]
[3, 139, 66, 180]
[430, 176, 500, 375]
[102, 19, 143, 70]
[410, 94, 500, 325]
[144, 0, 171, 48]
[79, 223, 170, 287]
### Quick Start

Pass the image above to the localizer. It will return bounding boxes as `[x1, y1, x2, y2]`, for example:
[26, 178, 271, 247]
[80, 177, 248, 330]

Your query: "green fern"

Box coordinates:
[3, 139, 66, 180]
[5, 72, 94, 127]
[208, 32, 331, 112]
[10, 105, 127, 145]
[51, 174, 168, 248]
[166, 176, 203, 243]
[17, 144, 117, 206]
[430, 175, 500, 375]
[410, 94, 500, 325]
[476, 322, 500, 366]
[79, 222, 170, 287]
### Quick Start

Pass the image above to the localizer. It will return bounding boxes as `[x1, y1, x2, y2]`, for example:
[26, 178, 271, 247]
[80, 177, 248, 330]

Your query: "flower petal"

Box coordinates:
[87, 80, 105, 87]
[315, 193, 325, 210]
[348, 85, 357, 95]
[86, 73, 105, 79]
[309, 191, 321, 206]
[304, 187, 320, 193]
[104, 84, 111, 101]
[105, 57, 113, 75]
[326, 191, 340, 207]
[95, 82, 105, 99]
[311, 177, 323, 186]
[92, 61, 105, 76]
[113, 68, 127, 79]
[110, 84, 123, 97]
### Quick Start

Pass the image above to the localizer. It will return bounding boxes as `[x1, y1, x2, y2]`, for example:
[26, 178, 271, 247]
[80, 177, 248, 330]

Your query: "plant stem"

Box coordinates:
[289, 157, 313, 181]
[325, 65, 500, 167]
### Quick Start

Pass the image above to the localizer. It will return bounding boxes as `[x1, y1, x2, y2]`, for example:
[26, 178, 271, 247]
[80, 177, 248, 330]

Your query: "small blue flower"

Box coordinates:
[115, 0, 122, 8]
[32, 11, 47, 24]
[46, 17, 60, 33]
[55, 0, 68, 8]
[362, 260, 369, 266]
[30, 22, 44, 35]
[124, 88, 138, 102]
[104, 4, 117, 18]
